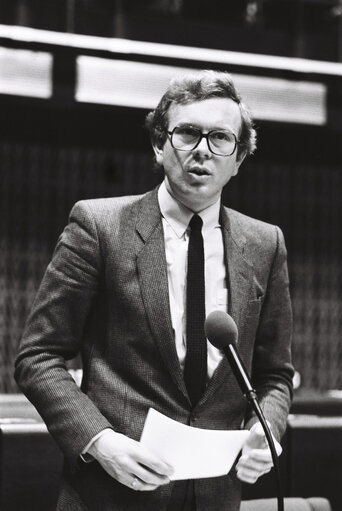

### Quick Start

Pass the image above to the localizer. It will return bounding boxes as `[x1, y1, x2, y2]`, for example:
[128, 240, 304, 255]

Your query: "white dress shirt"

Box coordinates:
[158, 181, 228, 379]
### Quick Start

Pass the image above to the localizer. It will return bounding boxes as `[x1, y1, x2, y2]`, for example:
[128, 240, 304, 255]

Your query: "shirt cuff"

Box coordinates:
[79, 428, 113, 463]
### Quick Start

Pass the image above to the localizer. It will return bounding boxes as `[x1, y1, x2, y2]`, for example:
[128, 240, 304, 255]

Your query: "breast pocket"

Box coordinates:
[247, 297, 263, 317]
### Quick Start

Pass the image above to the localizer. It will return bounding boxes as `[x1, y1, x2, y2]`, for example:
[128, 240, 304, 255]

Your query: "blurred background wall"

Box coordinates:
[0, 0, 341, 395]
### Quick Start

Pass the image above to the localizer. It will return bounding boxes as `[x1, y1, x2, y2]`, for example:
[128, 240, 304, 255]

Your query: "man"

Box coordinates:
[15, 70, 294, 510]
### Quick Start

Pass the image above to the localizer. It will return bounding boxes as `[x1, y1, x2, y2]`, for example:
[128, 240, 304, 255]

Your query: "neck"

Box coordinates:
[164, 179, 220, 213]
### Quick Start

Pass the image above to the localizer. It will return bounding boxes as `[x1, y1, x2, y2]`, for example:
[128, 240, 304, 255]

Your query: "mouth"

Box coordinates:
[187, 166, 211, 177]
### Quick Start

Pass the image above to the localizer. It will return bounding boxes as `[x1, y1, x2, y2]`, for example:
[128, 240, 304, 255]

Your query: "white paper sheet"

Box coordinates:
[140, 408, 250, 480]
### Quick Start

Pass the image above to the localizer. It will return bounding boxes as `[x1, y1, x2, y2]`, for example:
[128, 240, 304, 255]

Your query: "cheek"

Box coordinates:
[164, 149, 186, 173]
[216, 164, 237, 186]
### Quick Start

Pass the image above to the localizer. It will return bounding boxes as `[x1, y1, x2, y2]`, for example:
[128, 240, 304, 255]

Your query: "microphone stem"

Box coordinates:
[246, 394, 284, 511]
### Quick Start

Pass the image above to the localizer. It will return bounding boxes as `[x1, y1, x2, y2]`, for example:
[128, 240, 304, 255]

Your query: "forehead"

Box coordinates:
[167, 97, 242, 133]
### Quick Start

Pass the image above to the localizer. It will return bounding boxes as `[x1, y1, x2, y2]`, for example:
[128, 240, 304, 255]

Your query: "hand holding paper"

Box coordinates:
[236, 422, 282, 484]
[140, 408, 250, 480]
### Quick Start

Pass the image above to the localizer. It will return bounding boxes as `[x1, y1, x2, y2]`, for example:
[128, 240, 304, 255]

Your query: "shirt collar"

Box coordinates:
[158, 181, 221, 239]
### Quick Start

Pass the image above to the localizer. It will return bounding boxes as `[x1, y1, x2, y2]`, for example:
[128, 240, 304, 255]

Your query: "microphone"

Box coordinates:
[204, 310, 256, 402]
[205, 310, 284, 511]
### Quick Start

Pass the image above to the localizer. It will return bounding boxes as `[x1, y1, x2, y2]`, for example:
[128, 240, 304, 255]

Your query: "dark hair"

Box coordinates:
[145, 70, 257, 159]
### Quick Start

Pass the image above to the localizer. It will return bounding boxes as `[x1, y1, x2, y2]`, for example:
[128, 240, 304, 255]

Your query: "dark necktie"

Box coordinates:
[184, 214, 207, 406]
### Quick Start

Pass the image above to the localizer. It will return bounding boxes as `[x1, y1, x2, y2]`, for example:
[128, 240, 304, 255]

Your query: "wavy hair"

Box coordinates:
[145, 70, 257, 160]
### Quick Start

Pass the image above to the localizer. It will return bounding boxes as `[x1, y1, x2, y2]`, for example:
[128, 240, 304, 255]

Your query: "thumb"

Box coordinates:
[244, 422, 282, 457]
[244, 422, 268, 450]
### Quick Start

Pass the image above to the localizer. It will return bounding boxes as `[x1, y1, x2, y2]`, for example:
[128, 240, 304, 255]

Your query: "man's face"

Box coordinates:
[153, 97, 246, 212]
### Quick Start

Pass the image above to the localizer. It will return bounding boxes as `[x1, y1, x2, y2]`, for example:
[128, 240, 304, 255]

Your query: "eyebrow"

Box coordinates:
[175, 123, 234, 131]
[174, 123, 238, 137]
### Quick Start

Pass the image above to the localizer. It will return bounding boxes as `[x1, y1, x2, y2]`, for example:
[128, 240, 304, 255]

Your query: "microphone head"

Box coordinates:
[204, 310, 238, 350]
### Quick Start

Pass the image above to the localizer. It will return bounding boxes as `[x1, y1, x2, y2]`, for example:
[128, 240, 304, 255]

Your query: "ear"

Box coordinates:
[232, 149, 247, 176]
[152, 142, 164, 167]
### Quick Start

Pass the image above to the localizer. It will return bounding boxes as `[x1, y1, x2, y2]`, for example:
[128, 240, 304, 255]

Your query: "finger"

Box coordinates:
[245, 423, 282, 456]
[237, 471, 258, 484]
[237, 470, 260, 484]
[238, 460, 273, 474]
[236, 462, 272, 479]
[134, 463, 172, 486]
[237, 456, 273, 472]
[136, 483, 161, 492]
[106, 456, 170, 488]
[249, 438, 282, 458]
[236, 465, 271, 484]
[239, 449, 273, 463]
[97, 449, 172, 489]
[241, 448, 273, 464]
[251, 445, 282, 462]
[244, 424, 268, 449]
[245, 436, 267, 451]
[99, 432, 173, 478]
[135, 447, 174, 477]
[129, 475, 167, 492]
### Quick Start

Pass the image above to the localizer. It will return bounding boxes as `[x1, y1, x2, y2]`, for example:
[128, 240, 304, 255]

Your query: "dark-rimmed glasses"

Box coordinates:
[167, 125, 239, 156]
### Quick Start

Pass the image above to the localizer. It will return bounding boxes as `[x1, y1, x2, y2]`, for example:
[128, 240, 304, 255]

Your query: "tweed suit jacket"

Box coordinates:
[15, 185, 294, 511]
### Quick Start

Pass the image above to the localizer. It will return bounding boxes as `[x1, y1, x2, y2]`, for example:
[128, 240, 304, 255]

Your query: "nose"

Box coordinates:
[193, 134, 211, 157]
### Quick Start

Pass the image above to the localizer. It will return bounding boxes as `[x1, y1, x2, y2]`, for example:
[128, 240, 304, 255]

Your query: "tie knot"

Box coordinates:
[189, 214, 203, 232]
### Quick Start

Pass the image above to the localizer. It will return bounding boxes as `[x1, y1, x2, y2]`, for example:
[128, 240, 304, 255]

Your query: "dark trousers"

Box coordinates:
[167, 480, 196, 511]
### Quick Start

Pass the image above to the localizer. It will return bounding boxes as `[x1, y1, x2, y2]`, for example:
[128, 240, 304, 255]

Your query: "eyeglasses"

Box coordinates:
[167, 125, 239, 156]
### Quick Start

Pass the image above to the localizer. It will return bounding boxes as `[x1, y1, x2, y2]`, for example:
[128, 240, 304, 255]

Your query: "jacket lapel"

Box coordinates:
[200, 206, 254, 403]
[222, 207, 253, 337]
[135, 189, 188, 400]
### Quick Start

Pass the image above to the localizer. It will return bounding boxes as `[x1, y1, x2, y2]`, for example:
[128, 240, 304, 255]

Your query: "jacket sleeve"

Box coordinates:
[244, 226, 294, 441]
[14, 201, 112, 467]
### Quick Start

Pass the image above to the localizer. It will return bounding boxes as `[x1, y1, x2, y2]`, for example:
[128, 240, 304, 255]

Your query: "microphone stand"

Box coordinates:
[244, 388, 284, 511]
[225, 344, 284, 511]
[204, 312, 285, 511]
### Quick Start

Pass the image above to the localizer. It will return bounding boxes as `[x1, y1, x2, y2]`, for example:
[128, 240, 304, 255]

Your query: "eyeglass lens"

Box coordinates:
[171, 126, 236, 156]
